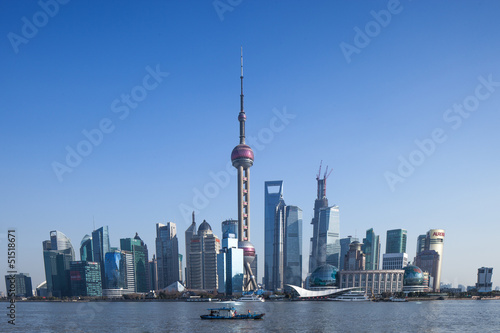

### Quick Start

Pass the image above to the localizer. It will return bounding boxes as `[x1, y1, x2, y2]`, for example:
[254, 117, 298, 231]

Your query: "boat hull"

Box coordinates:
[200, 314, 265, 320]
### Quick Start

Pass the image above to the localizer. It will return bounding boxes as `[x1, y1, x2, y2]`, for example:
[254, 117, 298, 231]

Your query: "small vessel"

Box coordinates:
[329, 291, 371, 302]
[389, 297, 408, 302]
[200, 307, 265, 320]
[237, 293, 265, 302]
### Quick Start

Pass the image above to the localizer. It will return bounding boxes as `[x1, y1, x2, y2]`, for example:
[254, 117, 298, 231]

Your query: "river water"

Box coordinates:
[3, 299, 500, 332]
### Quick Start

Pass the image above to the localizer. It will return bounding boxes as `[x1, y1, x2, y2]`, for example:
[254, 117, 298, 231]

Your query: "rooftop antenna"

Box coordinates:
[93, 216, 95, 231]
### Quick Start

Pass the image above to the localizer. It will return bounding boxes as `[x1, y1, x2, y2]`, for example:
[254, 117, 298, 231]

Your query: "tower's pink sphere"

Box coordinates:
[231, 144, 254, 168]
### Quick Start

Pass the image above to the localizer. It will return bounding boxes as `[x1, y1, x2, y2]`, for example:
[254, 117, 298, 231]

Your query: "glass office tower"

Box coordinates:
[264, 180, 284, 290]
[156, 222, 180, 289]
[386, 229, 407, 254]
[70, 261, 102, 297]
[92, 226, 110, 288]
[284, 205, 303, 287]
[80, 234, 93, 262]
[120, 234, 149, 292]
[362, 228, 380, 270]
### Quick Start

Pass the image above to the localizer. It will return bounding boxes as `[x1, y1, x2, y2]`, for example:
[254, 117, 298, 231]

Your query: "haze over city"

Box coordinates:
[2, 0, 500, 294]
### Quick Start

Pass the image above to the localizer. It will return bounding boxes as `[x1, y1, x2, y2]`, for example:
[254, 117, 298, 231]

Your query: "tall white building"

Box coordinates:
[187, 220, 220, 290]
[426, 229, 445, 291]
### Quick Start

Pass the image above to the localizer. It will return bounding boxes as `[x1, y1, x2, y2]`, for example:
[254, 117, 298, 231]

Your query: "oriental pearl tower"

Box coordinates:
[231, 48, 258, 291]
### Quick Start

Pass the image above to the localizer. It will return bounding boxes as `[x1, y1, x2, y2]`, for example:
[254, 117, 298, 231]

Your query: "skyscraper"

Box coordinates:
[187, 220, 221, 290]
[264, 180, 284, 290]
[340, 236, 359, 270]
[149, 255, 158, 291]
[416, 234, 426, 256]
[185, 212, 197, 287]
[476, 267, 493, 293]
[43, 230, 75, 297]
[92, 226, 110, 287]
[264, 181, 303, 291]
[156, 222, 180, 289]
[80, 234, 93, 262]
[217, 232, 244, 295]
[426, 229, 445, 291]
[70, 261, 102, 297]
[230, 48, 257, 291]
[343, 241, 365, 271]
[284, 205, 303, 287]
[362, 228, 380, 270]
[4, 273, 33, 298]
[221, 219, 238, 238]
[104, 250, 135, 291]
[386, 229, 407, 254]
[309, 164, 339, 273]
[120, 233, 149, 292]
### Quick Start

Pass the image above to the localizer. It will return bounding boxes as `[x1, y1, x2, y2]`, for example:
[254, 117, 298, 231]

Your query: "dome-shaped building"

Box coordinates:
[403, 265, 427, 293]
[309, 264, 339, 287]
[198, 220, 212, 234]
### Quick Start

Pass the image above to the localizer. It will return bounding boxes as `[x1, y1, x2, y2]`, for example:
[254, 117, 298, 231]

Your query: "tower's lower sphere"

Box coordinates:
[238, 240, 255, 264]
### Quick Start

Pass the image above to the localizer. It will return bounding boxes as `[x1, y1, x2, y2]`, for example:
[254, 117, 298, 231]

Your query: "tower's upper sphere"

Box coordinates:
[231, 144, 254, 168]
[238, 112, 246, 121]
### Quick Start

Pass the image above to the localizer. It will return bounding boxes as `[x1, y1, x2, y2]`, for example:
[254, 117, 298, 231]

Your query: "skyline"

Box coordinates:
[2, 1, 500, 293]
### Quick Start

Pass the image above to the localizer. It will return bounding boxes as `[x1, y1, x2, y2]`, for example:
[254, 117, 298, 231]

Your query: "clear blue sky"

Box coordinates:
[1, 0, 500, 293]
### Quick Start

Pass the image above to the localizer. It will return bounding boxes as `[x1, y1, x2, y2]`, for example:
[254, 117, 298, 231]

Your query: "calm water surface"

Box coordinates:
[4, 300, 500, 332]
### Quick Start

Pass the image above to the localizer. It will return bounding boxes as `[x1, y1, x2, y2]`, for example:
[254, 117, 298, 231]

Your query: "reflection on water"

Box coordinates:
[5, 300, 500, 332]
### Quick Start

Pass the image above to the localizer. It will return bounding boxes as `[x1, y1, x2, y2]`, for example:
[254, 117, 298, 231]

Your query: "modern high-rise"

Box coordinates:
[149, 255, 158, 291]
[264, 180, 284, 290]
[264, 181, 303, 291]
[284, 205, 303, 288]
[386, 229, 407, 254]
[185, 213, 197, 287]
[340, 236, 358, 270]
[92, 226, 110, 287]
[4, 273, 33, 297]
[362, 228, 380, 270]
[104, 250, 135, 291]
[309, 164, 340, 273]
[414, 249, 439, 291]
[416, 234, 426, 256]
[120, 233, 149, 292]
[221, 219, 238, 238]
[187, 220, 221, 290]
[230, 48, 257, 291]
[343, 241, 365, 271]
[156, 222, 180, 289]
[50, 230, 76, 258]
[70, 261, 102, 297]
[423, 229, 445, 291]
[382, 253, 408, 270]
[476, 267, 493, 293]
[217, 232, 244, 295]
[43, 231, 75, 297]
[80, 234, 93, 262]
